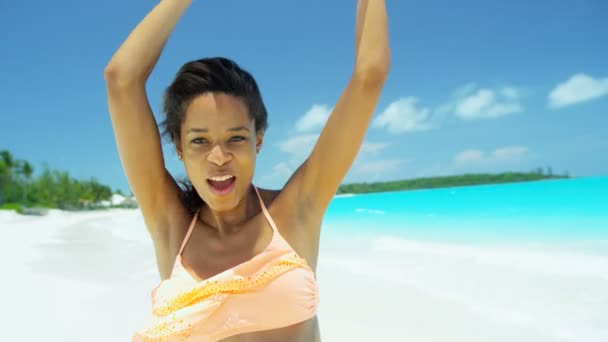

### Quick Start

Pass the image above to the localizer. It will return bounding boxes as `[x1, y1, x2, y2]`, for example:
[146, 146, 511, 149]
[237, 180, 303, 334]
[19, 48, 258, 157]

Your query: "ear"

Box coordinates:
[175, 141, 183, 159]
[255, 130, 264, 154]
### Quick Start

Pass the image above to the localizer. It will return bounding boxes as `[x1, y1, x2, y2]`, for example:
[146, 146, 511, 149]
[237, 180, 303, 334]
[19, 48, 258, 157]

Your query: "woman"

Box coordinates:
[104, 0, 389, 341]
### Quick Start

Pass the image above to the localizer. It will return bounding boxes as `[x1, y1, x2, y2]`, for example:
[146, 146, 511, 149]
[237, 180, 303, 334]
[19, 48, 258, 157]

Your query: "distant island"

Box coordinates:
[2, 148, 571, 213]
[337, 169, 569, 194]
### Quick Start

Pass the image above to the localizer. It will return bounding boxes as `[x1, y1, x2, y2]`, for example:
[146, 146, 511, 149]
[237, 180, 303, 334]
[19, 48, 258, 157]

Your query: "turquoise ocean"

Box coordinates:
[317, 175, 608, 341]
[324, 175, 608, 248]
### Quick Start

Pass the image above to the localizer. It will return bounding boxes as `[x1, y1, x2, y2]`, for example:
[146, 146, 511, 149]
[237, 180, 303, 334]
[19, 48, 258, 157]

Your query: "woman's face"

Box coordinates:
[178, 92, 263, 212]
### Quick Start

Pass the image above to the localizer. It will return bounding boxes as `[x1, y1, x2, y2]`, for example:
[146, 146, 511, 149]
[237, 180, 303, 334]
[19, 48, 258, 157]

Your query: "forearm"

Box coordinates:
[104, 0, 193, 84]
[354, 0, 390, 79]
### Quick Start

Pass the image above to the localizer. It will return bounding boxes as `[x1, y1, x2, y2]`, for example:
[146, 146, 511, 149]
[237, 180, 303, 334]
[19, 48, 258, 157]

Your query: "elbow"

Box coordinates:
[103, 63, 121, 83]
[353, 60, 391, 87]
[354, 48, 391, 86]
[103, 63, 127, 85]
[103, 62, 145, 87]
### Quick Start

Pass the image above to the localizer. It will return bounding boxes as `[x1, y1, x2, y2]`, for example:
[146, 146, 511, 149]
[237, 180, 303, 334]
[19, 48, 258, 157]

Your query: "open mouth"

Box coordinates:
[206, 175, 236, 195]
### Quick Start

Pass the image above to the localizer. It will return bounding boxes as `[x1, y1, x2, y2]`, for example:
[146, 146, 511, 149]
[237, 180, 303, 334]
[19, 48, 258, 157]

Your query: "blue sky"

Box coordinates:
[1, 0, 607, 194]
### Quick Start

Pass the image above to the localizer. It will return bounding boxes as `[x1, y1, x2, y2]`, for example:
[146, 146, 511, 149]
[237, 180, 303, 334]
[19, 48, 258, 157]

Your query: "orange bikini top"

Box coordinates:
[132, 186, 320, 341]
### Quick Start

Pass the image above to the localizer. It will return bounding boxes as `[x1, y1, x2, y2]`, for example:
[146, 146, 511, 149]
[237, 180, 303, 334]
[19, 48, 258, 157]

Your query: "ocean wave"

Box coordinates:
[369, 235, 608, 279]
[334, 193, 355, 198]
[355, 208, 386, 215]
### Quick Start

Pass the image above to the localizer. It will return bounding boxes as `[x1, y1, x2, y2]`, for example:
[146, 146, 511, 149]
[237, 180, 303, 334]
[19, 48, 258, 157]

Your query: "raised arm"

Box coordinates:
[296, 0, 391, 212]
[104, 0, 192, 237]
[104, 0, 192, 83]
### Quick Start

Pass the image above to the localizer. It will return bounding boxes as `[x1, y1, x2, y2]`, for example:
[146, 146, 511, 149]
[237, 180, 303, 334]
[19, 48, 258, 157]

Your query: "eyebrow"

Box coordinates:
[187, 126, 251, 134]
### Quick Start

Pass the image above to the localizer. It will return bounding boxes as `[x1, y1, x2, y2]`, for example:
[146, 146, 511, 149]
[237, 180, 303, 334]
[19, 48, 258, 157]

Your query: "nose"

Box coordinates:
[207, 144, 232, 166]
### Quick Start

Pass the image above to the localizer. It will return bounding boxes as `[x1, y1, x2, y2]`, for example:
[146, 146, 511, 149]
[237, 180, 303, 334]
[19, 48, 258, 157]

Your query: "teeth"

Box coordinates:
[209, 175, 234, 181]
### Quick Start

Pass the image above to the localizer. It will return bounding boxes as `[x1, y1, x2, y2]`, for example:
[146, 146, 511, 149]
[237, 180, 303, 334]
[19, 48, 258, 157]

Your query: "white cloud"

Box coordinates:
[272, 162, 292, 175]
[428, 83, 524, 124]
[548, 73, 608, 109]
[277, 104, 330, 168]
[262, 162, 293, 183]
[456, 89, 494, 119]
[454, 145, 529, 165]
[454, 87, 523, 120]
[454, 149, 485, 164]
[491, 146, 529, 159]
[370, 83, 523, 135]
[278, 134, 318, 159]
[295, 104, 332, 132]
[280, 101, 399, 182]
[360, 142, 390, 156]
[501, 87, 519, 99]
[372, 97, 434, 133]
[341, 141, 402, 183]
[486, 102, 523, 117]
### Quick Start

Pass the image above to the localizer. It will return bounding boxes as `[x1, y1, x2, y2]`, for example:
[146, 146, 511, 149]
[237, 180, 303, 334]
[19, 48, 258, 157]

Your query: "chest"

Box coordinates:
[180, 214, 318, 281]
[177, 216, 266, 280]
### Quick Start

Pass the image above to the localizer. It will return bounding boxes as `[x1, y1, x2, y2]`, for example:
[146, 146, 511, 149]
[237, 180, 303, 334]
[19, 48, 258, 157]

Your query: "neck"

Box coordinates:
[199, 184, 259, 237]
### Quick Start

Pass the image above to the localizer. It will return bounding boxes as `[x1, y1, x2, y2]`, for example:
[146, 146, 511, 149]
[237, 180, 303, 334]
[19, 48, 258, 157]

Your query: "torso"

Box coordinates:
[156, 185, 323, 342]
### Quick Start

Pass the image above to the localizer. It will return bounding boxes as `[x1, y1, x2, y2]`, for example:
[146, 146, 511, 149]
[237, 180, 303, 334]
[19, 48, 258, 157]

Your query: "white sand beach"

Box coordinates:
[1, 209, 606, 341]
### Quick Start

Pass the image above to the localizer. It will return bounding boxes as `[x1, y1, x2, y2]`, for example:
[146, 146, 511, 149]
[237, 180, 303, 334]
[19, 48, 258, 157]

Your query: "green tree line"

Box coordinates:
[0, 149, 116, 211]
[2, 148, 571, 209]
[337, 170, 570, 194]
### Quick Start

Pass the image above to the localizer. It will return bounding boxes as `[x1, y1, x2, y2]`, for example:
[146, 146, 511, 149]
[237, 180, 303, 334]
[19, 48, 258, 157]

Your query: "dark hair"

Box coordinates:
[159, 57, 269, 214]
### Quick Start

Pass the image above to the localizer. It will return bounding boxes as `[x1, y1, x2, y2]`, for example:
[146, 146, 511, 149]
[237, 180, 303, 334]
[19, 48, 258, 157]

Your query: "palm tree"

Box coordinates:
[0, 160, 6, 204]
[21, 161, 34, 205]
[0, 150, 15, 204]
[1, 150, 14, 168]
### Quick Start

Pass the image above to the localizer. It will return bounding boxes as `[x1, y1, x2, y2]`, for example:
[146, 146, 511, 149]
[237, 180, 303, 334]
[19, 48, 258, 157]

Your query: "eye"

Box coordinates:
[229, 136, 246, 142]
[192, 138, 208, 144]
